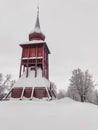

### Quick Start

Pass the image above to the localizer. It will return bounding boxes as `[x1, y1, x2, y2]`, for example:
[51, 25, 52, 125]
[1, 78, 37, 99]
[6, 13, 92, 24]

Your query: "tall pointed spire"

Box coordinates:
[34, 5, 41, 33]
[29, 5, 45, 41]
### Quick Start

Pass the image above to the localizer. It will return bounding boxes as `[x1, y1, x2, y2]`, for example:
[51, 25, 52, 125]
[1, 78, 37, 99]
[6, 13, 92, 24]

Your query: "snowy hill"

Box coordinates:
[0, 98, 98, 130]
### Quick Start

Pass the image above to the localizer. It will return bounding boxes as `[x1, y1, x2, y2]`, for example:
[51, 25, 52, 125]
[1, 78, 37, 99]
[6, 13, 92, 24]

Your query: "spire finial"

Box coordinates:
[33, 4, 40, 32]
[29, 4, 45, 41]
[37, 4, 39, 17]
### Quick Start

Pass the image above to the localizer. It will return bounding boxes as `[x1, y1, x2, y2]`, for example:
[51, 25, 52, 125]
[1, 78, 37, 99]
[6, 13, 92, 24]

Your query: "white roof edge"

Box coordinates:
[21, 40, 46, 45]
[22, 57, 43, 60]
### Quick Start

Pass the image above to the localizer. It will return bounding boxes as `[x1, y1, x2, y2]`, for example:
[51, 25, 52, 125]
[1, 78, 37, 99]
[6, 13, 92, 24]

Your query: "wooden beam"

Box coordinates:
[42, 45, 45, 77]
[26, 47, 30, 77]
[46, 87, 51, 100]
[23, 66, 25, 72]
[20, 88, 25, 100]
[19, 62, 22, 78]
[47, 53, 49, 79]
[35, 46, 37, 77]
[30, 88, 34, 100]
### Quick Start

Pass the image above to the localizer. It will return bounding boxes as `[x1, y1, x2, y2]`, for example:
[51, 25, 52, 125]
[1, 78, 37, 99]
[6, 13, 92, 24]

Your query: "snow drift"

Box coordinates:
[14, 68, 50, 88]
[0, 98, 98, 130]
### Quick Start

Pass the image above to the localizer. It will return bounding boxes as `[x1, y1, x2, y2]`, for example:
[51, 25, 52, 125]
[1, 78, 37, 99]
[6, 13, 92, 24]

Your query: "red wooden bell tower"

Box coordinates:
[19, 9, 50, 80]
[5, 7, 57, 100]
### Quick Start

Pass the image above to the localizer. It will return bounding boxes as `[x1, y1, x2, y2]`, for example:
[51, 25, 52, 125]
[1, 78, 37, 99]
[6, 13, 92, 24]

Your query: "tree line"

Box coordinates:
[0, 69, 98, 105]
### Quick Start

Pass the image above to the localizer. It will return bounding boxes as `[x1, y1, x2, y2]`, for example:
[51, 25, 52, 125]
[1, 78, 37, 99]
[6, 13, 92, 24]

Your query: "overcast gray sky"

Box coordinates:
[0, 0, 98, 90]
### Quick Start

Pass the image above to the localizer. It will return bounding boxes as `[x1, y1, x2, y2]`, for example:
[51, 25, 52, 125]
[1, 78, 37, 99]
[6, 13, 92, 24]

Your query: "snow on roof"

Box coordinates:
[30, 27, 41, 34]
[22, 56, 43, 60]
[33, 26, 41, 33]
[21, 40, 46, 45]
[13, 68, 50, 88]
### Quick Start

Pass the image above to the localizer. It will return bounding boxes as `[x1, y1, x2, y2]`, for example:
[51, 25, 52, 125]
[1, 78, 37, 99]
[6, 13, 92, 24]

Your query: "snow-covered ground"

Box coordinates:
[0, 98, 98, 130]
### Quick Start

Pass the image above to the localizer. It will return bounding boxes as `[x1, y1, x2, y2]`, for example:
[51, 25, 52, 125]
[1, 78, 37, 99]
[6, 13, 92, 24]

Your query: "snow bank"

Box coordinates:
[56, 97, 75, 103]
[0, 98, 98, 130]
[14, 68, 50, 88]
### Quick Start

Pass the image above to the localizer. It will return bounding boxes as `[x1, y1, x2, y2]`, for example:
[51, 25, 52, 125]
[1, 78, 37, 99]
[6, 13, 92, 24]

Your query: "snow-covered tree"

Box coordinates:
[94, 90, 98, 105]
[0, 73, 15, 100]
[67, 69, 96, 103]
[57, 89, 66, 99]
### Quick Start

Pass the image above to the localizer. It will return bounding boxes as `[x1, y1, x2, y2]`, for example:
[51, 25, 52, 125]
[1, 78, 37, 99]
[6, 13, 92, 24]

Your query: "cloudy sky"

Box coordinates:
[0, 0, 98, 90]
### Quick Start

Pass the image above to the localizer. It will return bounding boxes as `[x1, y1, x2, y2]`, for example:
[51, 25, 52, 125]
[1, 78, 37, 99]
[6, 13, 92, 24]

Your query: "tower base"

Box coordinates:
[4, 68, 56, 100]
[5, 87, 56, 100]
